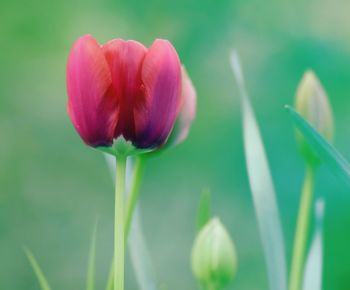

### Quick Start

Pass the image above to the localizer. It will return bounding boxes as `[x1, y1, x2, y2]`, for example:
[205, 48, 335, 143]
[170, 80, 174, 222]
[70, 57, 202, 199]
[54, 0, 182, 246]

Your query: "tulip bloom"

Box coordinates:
[295, 70, 333, 165]
[67, 35, 196, 151]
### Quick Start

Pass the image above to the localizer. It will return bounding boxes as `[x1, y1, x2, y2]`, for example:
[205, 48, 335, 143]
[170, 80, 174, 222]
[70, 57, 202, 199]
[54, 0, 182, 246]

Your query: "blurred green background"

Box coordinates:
[1, 0, 350, 289]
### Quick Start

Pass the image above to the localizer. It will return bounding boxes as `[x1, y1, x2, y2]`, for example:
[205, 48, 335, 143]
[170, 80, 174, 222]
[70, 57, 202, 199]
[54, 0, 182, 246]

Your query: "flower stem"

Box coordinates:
[289, 165, 315, 290]
[114, 155, 126, 290]
[106, 155, 146, 290]
[124, 156, 145, 241]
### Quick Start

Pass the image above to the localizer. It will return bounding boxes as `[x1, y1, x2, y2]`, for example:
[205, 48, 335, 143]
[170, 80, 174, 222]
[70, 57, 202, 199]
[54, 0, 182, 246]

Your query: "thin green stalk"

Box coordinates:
[114, 155, 126, 290]
[289, 165, 315, 290]
[106, 156, 146, 290]
[124, 156, 145, 240]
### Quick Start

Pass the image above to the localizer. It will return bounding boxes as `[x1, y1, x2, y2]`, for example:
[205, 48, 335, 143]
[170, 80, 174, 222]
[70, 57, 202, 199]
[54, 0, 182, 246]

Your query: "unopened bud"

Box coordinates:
[295, 70, 334, 165]
[191, 218, 237, 290]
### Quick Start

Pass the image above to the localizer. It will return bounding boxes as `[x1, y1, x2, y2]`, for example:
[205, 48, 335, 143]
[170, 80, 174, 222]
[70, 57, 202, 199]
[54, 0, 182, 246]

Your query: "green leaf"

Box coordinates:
[86, 219, 99, 290]
[286, 105, 350, 187]
[196, 188, 211, 232]
[105, 264, 114, 290]
[302, 198, 325, 290]
[230, 50, 287, 290]
[128, 207, 157, 290]
[24, 248, 52, 290]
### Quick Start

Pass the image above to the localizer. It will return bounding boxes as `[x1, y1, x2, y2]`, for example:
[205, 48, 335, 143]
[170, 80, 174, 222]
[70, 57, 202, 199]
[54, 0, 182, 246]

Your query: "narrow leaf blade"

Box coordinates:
[105, 264, 113, 290]
[286, 105, 350, 187]
[230, 50, 288, 290]
[196, 188, 211, 232]
[302, 198, 325, 290]
[86, 219, 99, 290]
[128, 207, 157, 290]
[24, 248, 52, 290]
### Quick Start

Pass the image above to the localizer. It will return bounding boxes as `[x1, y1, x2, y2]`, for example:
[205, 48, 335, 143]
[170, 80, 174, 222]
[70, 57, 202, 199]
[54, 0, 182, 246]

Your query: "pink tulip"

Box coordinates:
[67, 35, 196, 151]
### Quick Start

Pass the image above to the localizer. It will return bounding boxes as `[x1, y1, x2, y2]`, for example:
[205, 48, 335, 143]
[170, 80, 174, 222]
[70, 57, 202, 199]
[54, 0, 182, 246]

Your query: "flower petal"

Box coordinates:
[67, 35, 118, 147]
[133, 39, 181, 148]
[103, 40, 147, 141]
[166, 66, 197, 147]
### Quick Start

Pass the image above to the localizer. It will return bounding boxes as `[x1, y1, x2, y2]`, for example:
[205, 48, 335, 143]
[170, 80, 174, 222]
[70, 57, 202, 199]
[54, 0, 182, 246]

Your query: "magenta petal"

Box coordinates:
[166, 66, 197, 147]
[103, 40, 147, 141]
[67, 35, 118, 147]
[133, 39, 182, 148]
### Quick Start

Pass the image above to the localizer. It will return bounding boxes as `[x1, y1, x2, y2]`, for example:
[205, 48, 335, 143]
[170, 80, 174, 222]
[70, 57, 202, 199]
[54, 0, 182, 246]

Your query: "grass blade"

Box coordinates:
[104, 267, 113, 290]
[230, 50, 288, 290]
[128, 206, 157, 290]
[286, 105, 350, 187]
[196, 188, 211, 232]
[24, 248, 52, 290]
[302, 198, 325, 290]
[86, 219, 99, 290]
[105, 264, 114, 290]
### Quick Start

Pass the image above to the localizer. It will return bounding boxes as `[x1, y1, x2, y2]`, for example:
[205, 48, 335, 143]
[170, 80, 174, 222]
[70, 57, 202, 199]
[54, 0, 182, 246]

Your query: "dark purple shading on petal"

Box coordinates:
[133, 39, 182, 148]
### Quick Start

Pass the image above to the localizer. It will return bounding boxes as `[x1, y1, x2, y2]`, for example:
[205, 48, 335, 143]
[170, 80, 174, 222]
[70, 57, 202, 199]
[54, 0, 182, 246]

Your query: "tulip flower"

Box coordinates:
[295, 70, 334, 165]
[66, 34, 197, 290]
[67, 34, 196, 154]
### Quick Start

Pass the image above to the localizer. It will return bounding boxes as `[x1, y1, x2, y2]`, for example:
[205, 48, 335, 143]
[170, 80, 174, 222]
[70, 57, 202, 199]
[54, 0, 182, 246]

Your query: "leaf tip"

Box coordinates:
[229, 49, 245, 91]
[315, 198, 325, 221]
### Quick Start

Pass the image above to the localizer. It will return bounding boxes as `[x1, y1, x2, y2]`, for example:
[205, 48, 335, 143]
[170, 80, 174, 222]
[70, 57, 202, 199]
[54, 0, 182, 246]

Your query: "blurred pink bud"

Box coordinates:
[166, 66, 197, 147]
[67, 35, 190, 150]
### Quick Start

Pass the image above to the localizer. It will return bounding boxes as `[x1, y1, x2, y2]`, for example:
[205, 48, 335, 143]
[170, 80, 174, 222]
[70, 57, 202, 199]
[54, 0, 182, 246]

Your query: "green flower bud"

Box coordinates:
[191, 217, 237, 290]
[295, 70, 334, 165]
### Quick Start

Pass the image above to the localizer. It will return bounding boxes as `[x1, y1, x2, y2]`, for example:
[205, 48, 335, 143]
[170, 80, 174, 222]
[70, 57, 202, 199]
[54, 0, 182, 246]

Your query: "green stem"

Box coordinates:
[289, 165, 315, 290]
[114, 155, 126, 290]
[124, 156, 145, 240]
[106, 155, 146, 290]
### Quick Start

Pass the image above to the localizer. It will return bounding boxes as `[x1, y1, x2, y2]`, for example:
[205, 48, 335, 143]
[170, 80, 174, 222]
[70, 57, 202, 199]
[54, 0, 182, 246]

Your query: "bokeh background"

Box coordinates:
[1, 0, 350, 289]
